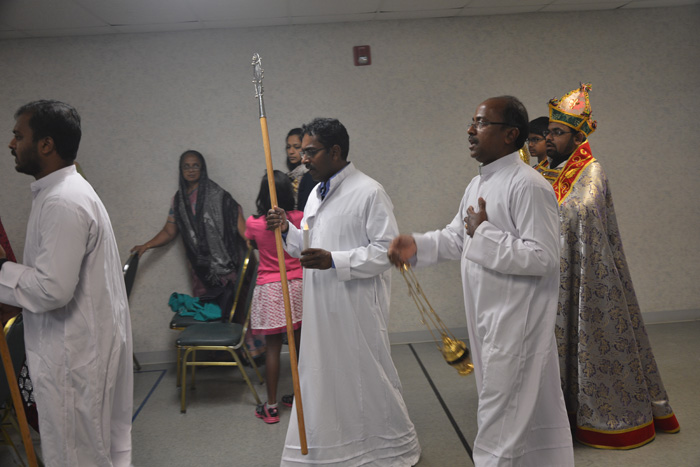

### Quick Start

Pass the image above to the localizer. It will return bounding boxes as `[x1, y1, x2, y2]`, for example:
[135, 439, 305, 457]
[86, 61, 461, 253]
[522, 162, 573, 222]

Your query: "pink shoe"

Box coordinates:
[255, 403, 280, 424]
[281, 394, 294, 407]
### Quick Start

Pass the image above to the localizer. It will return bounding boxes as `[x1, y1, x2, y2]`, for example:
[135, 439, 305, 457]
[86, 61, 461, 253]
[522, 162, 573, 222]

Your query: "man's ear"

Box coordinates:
[329, 144, 342, 160]
[38, 136, 55, 156]
[504, 127, 520, 146]
[573, 131, 586, 145]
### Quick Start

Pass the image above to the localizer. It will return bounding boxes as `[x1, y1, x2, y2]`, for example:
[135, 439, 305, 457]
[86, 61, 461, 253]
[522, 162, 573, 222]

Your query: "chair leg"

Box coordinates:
[241, 345, 264, 384]
[133, 353, 141, 371]
[176, 345, 182, 388]
[190, 349, 197, 388]
[180, 347, 193, 413]
[1, 407, 27, 466]
[229, 349, 261, 404]
[0, 427, 25, 467]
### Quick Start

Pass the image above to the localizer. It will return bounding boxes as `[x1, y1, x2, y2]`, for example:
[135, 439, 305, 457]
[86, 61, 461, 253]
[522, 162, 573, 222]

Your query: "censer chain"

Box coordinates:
[401, 265, 458, 351]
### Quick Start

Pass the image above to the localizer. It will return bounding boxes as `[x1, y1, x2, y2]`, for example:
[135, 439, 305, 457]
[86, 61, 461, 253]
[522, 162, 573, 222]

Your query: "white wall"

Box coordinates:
[1, 6, 698, 362]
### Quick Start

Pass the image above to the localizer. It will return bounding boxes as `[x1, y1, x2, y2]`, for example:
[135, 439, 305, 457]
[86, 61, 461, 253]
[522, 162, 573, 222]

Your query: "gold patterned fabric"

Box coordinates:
[537, 146, 679, 449]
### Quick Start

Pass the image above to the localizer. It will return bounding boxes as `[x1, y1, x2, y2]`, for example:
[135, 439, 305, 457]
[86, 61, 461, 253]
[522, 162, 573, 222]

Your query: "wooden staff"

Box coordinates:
[0, 318, 38, 466]
[251, 53, 307, 455]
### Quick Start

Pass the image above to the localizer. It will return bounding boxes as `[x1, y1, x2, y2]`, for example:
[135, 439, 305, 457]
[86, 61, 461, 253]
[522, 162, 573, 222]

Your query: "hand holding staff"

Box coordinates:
[251, 53, 308, 455]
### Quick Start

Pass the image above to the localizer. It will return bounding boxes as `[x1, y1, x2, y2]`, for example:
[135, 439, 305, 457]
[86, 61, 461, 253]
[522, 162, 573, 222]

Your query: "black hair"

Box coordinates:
[255, 170, 295, 217]
[14, 100, 82, 163]
[528, 116, 549, 137]
[496, 96, 529, 149]
[285, 128, 303, 172]
[301, 118, 350, 160]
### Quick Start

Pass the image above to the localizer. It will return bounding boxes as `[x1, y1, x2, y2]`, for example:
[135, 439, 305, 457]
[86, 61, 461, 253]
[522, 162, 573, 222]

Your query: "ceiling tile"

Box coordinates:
[75, 0, 196, 25]
[459, 5, 543, 15]
[0, 30, 30, 40]
[551, 0, 622, 3]
[111, 22, 202, 34]
[622, 0, 700, 7]
[291, 13, 377, 24]
[542, 2, 627, 11]
[1, 0, 107, 30]
[468, 0, 549, 6]
[186, 0, 289, 21]
[290, 0, 381, 16]
[202, 17, 291, 29]
[380, 0, 470, 11]
[24, 25, 118, 37]
[376, 9, 462, 20]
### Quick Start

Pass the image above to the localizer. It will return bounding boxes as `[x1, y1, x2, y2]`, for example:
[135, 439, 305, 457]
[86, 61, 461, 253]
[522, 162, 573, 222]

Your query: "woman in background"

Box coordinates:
[132, 150, 265, 360]
[132, 150, 247, 308]
[246, 171, 303, 424]
[285, 128, 315, 212]
[285, 128, 305, 197]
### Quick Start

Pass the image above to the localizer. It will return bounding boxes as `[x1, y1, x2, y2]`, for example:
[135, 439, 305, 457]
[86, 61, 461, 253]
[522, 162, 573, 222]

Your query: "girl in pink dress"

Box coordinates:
[246, 171, 303, 424]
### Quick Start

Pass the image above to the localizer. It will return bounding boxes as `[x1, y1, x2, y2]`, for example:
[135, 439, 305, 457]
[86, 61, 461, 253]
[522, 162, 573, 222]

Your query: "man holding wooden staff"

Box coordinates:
[267, 118, 420, 466]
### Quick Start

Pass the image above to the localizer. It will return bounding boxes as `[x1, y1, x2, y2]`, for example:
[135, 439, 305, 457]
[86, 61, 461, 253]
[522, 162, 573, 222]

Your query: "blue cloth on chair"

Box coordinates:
[168, 293, 222, 321]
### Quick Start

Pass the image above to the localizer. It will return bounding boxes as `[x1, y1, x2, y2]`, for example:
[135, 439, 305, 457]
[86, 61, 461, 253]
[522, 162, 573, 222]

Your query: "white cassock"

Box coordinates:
[281, 163, 421, 466]
[0, 165, 133, 467]
[413, 153, 573, 467]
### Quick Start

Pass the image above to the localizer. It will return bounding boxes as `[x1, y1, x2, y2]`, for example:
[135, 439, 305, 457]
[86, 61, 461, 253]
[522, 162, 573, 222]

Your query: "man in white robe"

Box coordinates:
[0, 100, 133, 466]
[267, 118, 420, 466]
[389, 96, 573, 466]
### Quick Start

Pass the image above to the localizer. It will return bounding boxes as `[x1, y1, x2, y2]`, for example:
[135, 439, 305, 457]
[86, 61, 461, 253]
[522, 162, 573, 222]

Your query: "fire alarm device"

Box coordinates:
[353, 45, 371, 66]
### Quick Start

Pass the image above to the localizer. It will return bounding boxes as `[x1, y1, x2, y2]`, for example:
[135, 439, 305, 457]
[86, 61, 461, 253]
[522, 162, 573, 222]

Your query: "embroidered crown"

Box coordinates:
[548, 83, 597, 137]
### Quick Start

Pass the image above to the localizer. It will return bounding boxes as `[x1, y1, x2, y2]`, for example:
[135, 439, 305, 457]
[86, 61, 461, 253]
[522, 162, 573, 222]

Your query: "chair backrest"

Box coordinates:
[0, 314, 26, 403]
[225, 247, 256, 322]
[123, 252, 139, 299]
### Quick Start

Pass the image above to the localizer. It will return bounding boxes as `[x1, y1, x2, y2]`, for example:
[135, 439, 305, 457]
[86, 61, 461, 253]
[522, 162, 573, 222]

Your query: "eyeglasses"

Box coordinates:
[526, 136, 545, 145]
[542, 128, 574, 137]
[299, 147, 326, 158]
[468, 120, 514, 130]
[181, 164, 201, 171]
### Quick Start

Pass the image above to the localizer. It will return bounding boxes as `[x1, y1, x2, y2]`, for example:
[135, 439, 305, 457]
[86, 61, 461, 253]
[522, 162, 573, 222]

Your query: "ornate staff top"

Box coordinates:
[252, 53, 266, 118]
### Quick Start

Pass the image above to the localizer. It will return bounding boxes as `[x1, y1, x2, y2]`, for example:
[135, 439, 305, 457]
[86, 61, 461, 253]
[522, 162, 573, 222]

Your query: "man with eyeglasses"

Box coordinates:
[389, 96, 573, 466]
[267, 118, 421, 466]
[526, 116, 549, 164]
[535, 84, 679, 449]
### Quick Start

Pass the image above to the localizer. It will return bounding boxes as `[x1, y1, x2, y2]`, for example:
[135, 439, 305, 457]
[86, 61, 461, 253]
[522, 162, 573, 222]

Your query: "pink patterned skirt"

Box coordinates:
[250, 279, 303, 335]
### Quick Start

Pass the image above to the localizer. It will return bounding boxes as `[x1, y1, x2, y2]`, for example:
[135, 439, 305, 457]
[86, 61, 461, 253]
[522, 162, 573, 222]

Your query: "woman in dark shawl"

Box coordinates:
[132, 150, 247, 311]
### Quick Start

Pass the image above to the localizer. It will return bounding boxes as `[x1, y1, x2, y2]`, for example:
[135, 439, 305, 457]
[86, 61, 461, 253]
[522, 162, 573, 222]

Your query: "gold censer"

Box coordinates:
[401, 265, 473, 376]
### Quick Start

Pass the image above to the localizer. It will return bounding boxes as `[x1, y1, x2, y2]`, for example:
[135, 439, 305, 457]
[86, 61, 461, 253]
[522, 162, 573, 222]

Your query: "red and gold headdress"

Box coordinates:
[548, 83, 597, 137]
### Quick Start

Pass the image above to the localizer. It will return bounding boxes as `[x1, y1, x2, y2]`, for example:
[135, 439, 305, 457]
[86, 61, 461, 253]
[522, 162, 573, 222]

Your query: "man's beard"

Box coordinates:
[546, 145, 574, 169]
[14, 149, 42, 176]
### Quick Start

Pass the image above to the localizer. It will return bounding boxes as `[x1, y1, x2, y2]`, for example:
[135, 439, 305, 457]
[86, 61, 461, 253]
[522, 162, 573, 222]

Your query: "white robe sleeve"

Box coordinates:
[283, 221, 303, 258]
[332, 188, 398, 282]
[0, 198, 89, 312]
[465, 183, 559, 276]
